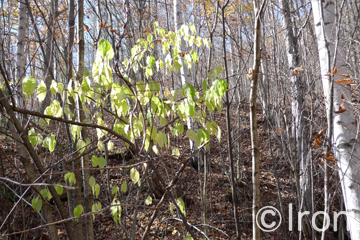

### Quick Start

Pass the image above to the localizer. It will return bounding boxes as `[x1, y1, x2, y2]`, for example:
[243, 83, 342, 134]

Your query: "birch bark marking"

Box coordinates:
[312, 0, 360, 239]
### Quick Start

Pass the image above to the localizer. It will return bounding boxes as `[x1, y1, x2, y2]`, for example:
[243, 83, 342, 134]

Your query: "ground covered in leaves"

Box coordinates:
[0, 102, 344, 239]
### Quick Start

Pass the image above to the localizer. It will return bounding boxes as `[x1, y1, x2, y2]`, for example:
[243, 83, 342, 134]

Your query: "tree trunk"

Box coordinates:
[312, 0, 360, 239]
[250, 1, 265, 239]
[39, 0, 58, 113]
[77, 0, 94, 239]
[279, 0, 311, 237]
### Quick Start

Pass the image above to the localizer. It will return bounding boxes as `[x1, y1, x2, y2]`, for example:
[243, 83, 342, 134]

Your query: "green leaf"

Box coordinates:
[114, 121, 124, 135]
[121, 181, 127, 193]
[64, 105, 74, 119]
[148, 81, 160, 96]
[92, 202, 103, 220]
[76, 139, 86, 153]
[98, 141, 105, 151]
[58, 82, 64, 93]
[186, 129, 197, 142]
[151, 96, 161, 113]
[22, 77, 36, 98]
[28, 128, 37, 147]
[36, 81, 47, 102]
[176, 197, 186, 216]
[98, 39, 114, 60]
[112, 186, 120, 197]
[64, 172, 76, 186]
[44, 100, 62, 118]
[89, 176, 96, 188]
[91, 155, 99, 167]
[212, 79, 228, 97]
[170, 202, 175, 216]
[136, 81, 146, 95]
[95, 184, 100, 198]
[54, 183, 64, 196]
[98, 156, 106, 169]
[196, 129, 210, 147]
[40, 188, 52, 201]
[182, 83, 195, 101]
[185, 102, 195, 117]
[147, 55, 156, 69]
[172, 148, 180, 156]
[31, 197, 42, 212]
[43, 134, 56, 153]
[145, 195, 152, 205]
[50, 80, 58, 94]
[130, 168, 140, 184]
[173, 55, 182, 71]
[190, 50, 199, 65]
[111, 199, 121, 225]
[147, 34, 153, 43]
[81, 77, 90, 92]
[190, 23, 196, 34]
[185, 233, 194, 240]
[74, 204, 84, 221]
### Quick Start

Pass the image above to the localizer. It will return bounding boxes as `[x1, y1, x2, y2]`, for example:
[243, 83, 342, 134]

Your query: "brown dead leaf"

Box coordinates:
[340, 74, 351, 78]
[315, 128, 325, 139]
[333, 66, 338, 74]
[334, 105, 348, 114]
[277, 127, 284, 131]
[335, 79, 352, 83]
[312, 138, 322, 148]
[325, 157, 338, 162]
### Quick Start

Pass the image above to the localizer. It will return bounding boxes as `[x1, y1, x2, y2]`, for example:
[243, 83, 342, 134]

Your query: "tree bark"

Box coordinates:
[250, 1, 265, 239]
[312, 0, 360, 239]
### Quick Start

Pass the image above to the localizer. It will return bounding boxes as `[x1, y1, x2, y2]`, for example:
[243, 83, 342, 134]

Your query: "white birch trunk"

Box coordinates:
[312, 0, 360, 239]
[13, 0, 29, 161]
[174, 0, 195, 151]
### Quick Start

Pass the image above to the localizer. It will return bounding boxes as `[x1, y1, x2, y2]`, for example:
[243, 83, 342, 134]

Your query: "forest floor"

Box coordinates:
[0, 102, 344, 240]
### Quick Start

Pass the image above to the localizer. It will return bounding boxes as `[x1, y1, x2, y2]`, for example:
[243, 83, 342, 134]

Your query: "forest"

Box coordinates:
[0, 0, 359, 239]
